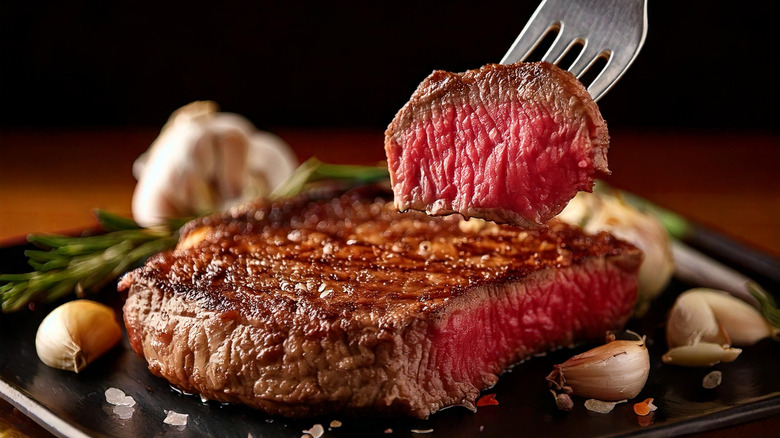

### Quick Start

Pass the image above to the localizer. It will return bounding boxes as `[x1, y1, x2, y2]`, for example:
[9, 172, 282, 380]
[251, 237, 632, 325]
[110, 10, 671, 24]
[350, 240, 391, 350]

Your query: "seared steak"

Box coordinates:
[385, 62, 609, 228]
[120, 187, 641, 419]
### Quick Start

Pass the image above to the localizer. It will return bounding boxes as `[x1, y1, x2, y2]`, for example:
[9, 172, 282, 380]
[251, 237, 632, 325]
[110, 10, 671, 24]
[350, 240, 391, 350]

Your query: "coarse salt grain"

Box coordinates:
[105, 388, 124, 403]
[302, 424, 324, 438]
[105, 388, 135, 407]
[384, 428, 393, 434]
[163, 410, 189, 426]
[329, 420, 342, 428]
[411, 429, 434, 434]
[703, 370, 722, 389]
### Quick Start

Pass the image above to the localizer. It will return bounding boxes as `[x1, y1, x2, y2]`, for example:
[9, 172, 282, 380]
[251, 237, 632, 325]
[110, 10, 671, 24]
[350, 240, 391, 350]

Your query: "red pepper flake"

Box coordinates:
[633, 398, 656, 416]
[476, 393, 499, 407]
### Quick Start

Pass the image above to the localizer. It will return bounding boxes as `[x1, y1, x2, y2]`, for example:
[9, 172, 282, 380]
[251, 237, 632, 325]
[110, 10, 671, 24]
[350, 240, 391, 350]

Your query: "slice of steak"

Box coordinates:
[385, 61, 610, 228]
[119, 187, 640, 419]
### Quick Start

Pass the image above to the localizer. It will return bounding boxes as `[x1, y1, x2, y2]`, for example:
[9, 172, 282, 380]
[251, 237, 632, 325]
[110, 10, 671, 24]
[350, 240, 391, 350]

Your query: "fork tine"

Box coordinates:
[500, 2, 557, 64]
[587, 46, 642, 101]
[586, 55, 625, 101]
[540, 28, 579, 64]
[566, 46, 604, 78]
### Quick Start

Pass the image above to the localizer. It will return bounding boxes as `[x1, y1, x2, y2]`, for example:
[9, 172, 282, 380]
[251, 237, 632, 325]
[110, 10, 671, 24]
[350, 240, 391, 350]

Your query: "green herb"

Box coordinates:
[0, 210, 180, 312]
[270, 157, 389, 200]
[0, 158, 390, 313]
[748, 281, 780, 329]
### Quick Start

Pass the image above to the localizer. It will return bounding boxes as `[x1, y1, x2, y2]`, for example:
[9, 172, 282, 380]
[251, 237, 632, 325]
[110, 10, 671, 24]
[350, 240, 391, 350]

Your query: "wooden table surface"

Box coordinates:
[0, 128, 778, 436]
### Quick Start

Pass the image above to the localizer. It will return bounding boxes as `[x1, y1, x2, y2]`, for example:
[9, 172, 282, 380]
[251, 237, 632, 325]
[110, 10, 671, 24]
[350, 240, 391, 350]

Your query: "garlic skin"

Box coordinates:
[558, 191, 674, 316]
[547, 338, 650, 401]
[132, 101, 298, 227]
[35, 300, 122, 373]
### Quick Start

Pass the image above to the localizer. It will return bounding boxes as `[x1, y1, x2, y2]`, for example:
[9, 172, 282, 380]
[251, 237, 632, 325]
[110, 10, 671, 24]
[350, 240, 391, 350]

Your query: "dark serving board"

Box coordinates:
[1, 229, 779, 438]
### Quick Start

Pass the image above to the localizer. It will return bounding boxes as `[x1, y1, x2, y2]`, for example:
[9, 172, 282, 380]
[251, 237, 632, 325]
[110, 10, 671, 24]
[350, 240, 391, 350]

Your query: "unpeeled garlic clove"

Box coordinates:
[35, 300, 122, 373]
[665, 290, 729, 349]
[662, 342, 741, 367]
[664, 288, 777, 368]
[692, 288, 778, 346]
[547, 337, 650, 401]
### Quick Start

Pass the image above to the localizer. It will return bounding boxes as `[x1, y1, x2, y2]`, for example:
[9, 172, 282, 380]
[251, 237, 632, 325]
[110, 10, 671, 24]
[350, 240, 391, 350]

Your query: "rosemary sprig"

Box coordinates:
[0, 158, 390, 313]
[0, 210, 180, 312]
[270, 157, 389, 200]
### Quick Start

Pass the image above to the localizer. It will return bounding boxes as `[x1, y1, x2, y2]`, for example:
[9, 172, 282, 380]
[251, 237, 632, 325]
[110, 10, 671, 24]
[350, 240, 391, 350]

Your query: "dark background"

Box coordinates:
[1, 0, 778, 132]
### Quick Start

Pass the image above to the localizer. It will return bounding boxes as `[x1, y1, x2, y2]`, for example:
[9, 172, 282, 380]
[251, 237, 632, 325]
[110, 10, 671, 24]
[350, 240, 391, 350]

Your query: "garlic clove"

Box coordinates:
[661, 342, 741, 367]
[35, 300, 123, 373]
[694, 288, 778, 346]
[547, 338, 650, 401]
[663, 288, 777, 367]
[666, 290, 729, 349]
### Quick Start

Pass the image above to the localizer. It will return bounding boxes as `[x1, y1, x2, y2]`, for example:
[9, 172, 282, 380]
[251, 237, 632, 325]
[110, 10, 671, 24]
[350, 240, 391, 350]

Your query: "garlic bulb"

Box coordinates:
[547, 337, 650, 401]
[35, 300, 122, 373]
[558, 191, 674, 316]
[132, 101, 298, 227]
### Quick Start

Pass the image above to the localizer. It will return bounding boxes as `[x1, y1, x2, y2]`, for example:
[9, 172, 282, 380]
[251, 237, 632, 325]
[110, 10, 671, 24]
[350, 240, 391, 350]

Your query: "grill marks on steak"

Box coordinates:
[385, 62, 610, 228]
[119, 188, 641, 418]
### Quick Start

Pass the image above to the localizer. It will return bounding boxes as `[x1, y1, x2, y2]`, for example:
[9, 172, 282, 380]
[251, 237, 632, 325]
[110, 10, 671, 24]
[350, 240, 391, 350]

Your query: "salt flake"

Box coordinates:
[105, 388, 135, 407]
[163, 410, 189, 426]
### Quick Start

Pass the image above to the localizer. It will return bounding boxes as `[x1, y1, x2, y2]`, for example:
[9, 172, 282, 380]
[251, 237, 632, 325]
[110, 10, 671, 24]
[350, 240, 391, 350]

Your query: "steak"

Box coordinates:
[385, 61, 610, 228]
[119, 187, 641, 419]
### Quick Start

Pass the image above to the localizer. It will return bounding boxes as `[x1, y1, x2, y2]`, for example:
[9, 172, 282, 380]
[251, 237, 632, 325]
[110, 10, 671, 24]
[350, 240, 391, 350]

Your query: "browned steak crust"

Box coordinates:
[119, 187, 641, 418]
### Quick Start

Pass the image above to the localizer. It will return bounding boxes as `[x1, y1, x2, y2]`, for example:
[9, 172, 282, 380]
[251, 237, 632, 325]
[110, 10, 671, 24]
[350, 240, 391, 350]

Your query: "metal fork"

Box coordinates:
[501, 0, 648, 102]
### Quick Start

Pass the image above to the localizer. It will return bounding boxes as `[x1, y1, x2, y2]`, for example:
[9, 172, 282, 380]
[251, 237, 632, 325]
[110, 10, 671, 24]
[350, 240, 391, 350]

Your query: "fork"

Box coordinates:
[501, 0, 648, 102]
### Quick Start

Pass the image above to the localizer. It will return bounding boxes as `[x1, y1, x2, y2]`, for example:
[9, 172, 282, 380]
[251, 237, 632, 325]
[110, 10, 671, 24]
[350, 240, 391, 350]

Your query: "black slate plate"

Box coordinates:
[1, 231, 779, 438]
